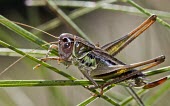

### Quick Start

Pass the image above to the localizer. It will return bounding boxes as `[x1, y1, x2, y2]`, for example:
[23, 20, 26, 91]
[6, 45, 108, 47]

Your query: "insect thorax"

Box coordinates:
[71, 41, 97, 70]
[71, 41, 117, 71]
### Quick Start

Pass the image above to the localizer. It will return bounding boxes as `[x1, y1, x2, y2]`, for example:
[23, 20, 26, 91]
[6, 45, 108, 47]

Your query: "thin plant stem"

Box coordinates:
[0, 40, 76, 80]
[120, 89, 148, 106]
[53, 1, 170, 20]
[145, 77, 170, 105]
[31, 0, 117, 35]
[125, 87, 145, 106]
[144, 66, 170, 77]
[0, 74, 169, 87]
[78, 85, 117, 106]
[122, 0, 170, 29]
[46, 1, 92, 43]
[0, 48, 46, 57]
[0, 80, 103, 87]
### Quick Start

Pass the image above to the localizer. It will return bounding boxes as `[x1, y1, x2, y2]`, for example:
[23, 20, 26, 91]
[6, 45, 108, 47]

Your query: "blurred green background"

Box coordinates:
[0, 0, 170, 106]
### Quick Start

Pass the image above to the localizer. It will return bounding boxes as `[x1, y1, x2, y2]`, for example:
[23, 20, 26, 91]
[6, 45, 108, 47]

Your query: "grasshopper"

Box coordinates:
[35, 15, 167, 95]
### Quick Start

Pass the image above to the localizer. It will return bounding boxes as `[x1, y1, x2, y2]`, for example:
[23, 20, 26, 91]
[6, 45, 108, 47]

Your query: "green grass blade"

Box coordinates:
[122, 0, 170, 29]
[78, 85, 119, 106]
[0, 39, 76, 80]
[145, 78, 170, 105]
[0, 80, 103, 87]
[47, 1, 92, 43]
[120, 89, 148, 106]
[77, 96, 97, 106]
[0, 15, 48, 48]
[145, 66, 170, 77]
[31, 0, 117, 35]
[54, 1, 170, 20]
[0, 79, 119, 106]
[125, 87, 145, 106]
[0, 48, 46, 57]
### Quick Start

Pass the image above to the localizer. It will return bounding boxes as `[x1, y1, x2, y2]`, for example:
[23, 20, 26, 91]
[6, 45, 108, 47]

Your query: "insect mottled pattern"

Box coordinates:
[34, 15, 167, 95]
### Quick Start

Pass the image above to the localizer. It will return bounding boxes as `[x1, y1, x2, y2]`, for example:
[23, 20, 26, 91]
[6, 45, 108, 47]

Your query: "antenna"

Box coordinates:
[0, 19, 59, 39]
[0, 19, 59, 76]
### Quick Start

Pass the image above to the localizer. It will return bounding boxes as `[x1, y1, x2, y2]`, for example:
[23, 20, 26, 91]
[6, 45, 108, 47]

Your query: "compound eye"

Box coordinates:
[62, 37, 70, 42]
[63, 42, 71, 49]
